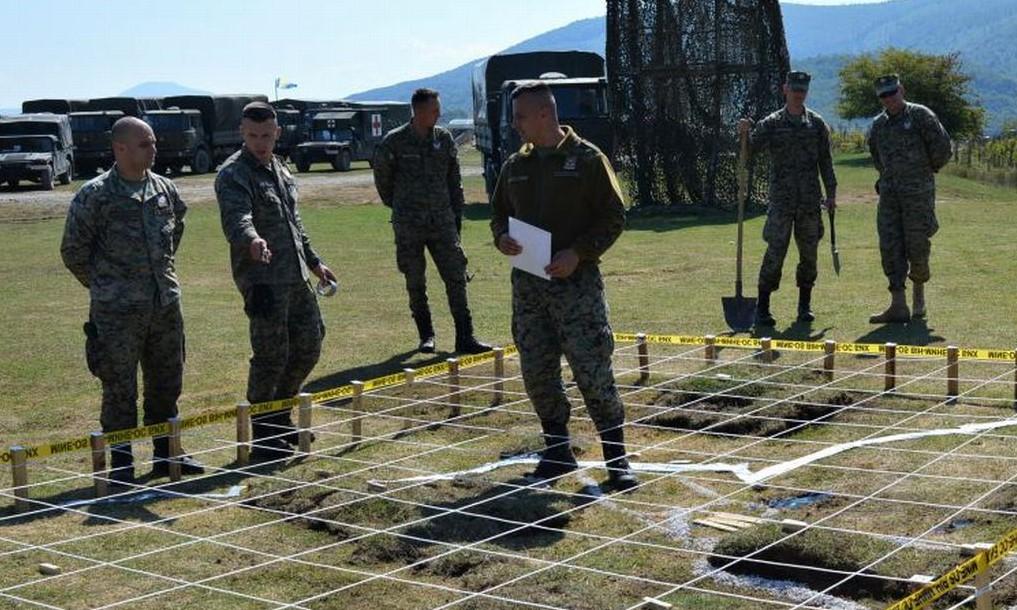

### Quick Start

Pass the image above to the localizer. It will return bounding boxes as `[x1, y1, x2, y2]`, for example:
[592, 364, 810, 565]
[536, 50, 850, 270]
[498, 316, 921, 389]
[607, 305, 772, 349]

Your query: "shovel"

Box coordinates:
[722, 128, 757, 332]
[828, 206, 841, 275]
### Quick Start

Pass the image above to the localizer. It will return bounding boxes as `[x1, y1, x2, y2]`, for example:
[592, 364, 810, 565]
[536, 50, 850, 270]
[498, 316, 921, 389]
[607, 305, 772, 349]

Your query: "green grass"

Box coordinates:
[1, 151, 1016, 609]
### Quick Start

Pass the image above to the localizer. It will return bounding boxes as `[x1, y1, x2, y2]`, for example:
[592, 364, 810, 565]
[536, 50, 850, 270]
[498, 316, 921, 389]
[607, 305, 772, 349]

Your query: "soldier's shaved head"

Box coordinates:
[511, 82, 563, 147]
[511, 81, 557, 114]
[111, 117, 156, 179]
[111, 117, 152, 143]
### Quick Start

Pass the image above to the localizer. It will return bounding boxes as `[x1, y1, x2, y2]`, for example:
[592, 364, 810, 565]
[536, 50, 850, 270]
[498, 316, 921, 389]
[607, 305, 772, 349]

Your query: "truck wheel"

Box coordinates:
[40, 168, 54, 191]
[59, 163, 73, 185]
[191, 148, 212, 174]
[338, 150, 352, 172]
[296, 159, 310, 173]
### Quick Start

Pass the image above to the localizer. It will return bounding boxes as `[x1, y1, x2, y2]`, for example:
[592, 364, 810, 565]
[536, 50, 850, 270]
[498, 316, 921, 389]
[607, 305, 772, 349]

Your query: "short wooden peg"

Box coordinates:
[89, 432, 108, 498]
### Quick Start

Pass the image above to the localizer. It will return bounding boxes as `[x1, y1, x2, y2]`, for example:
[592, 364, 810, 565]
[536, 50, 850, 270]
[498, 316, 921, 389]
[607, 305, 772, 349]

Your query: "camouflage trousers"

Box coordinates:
[877, 189, 938, 291]
[87, 300, 183, 433]
[758, 199, 824, 292]
[511, 265, 624, 432]
[393, 219, 471, 324]
[244, 282, 324, 408]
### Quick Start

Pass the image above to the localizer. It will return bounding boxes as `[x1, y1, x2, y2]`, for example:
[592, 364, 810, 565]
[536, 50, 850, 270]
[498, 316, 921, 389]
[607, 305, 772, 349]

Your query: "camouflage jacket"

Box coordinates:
[61, 166, 185, 307]
[215, 148, 321, 292]
[372, 122, 465, 226]
[750, 106, 837, 205]
[490, 126, 625, 264]
[868, 102, 952, 194]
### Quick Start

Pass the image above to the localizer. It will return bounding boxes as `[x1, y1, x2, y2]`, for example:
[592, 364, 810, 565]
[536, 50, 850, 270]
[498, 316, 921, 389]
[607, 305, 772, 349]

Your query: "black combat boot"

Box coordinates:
[525, 421, 578, 485]
[454, 313, 491, 355]
[414, 312, 436, 353]
[755, 288, 776, 327]
[250, 415, 295, 462]
[599, 427, 639, 492]
[109, 443, 135, 488]
[151, 436, 206, 477]
[797, 286, 815, 323]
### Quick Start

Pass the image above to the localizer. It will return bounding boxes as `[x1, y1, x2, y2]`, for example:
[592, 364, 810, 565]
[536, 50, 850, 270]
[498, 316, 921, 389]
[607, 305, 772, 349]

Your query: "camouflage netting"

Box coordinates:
[607, 0, 791, 209]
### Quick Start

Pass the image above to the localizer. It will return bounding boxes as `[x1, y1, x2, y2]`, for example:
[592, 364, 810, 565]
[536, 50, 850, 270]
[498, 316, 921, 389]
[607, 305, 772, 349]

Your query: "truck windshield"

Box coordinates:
[0, 122, 60, 138]
[0, 138, 52, 153]
[550, 86, 608, 119]
[70, 116, 113, 133]
[144, 115, 191, 132]
[312, 128, 353, 142]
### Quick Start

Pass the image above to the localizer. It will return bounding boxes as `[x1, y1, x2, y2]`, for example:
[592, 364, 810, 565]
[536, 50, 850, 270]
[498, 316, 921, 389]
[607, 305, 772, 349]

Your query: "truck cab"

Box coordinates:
[273, 107, 302, 159]
[69, 110, 124, 177]
[144, 109, 207, 174]
[0, 114, 75, 190]
[497, 76, 612, 164]
[291, 111, 358, 172]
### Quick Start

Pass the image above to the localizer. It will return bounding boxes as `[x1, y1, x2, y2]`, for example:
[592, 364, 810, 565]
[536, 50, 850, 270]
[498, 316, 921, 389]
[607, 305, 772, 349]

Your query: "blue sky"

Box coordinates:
[2, 0, 885, 110]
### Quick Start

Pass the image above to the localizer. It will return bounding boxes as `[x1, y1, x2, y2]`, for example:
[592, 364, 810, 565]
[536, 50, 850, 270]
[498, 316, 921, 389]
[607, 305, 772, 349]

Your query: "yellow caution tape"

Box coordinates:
[1, 346, 517, 464]
[885, 527, 1017, 610]
[1, 334, 1010, 465]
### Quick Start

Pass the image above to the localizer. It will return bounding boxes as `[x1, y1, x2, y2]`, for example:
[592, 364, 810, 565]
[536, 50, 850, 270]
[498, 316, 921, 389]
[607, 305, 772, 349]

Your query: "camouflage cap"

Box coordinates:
[786, 71, 811, 92]
[242, 101, 276, 121]
[874, 74, 901, 97]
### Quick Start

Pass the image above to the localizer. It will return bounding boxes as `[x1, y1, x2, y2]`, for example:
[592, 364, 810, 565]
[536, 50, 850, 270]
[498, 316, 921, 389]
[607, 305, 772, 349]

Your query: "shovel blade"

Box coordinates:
[722, 295, 757, 332]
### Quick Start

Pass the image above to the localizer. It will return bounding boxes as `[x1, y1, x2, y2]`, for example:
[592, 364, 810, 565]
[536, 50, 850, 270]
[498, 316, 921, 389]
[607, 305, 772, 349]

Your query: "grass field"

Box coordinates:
[0, 150, 1015, 609]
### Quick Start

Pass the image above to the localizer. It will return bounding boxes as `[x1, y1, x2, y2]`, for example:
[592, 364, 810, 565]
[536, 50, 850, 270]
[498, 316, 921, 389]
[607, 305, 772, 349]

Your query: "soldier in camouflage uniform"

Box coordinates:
[867, 74, 952, 323]
[216, 102, 337, 460]
[491, 82, 636, 492]
[61, 117, 205, 486]
[373, 88, 489, 355]
[739, 71, 837, 328]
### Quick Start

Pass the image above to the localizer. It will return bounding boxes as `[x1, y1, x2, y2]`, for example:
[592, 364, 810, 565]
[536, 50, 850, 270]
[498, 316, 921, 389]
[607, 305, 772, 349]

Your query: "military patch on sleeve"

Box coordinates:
[563, 156, 577, 171]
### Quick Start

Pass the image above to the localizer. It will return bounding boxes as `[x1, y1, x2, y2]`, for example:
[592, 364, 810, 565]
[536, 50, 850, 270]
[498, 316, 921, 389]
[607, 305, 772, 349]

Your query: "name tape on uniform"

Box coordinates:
[2, 346, 516, 464]
[885, 526, 1017, 610]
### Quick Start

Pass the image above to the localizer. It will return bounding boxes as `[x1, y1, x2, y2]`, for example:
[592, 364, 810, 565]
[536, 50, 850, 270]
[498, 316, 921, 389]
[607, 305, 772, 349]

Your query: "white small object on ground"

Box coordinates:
[38, 563, 61, 576]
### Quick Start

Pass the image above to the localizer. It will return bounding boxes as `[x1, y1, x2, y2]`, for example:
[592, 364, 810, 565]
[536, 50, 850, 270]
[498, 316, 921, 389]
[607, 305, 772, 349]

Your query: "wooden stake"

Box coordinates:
[236, 401, 251, 466]
[167, 417, 182, 482]
[1013, 349, 1016, 410]
[947, 345, 959, 401]
[298, 393, 313, 454]
[10, 446, 28, 513]
[823, 340, 836, 382]
[705, 335, 717, 362]
[402, 368, 416, 431]
[493, 347, 505, 405]
[351, 381, 364, 444]
[637, 332, 650, 384]
[884, 342, 897, 392]
[447, 358, 461, 418]
[89, 432, 108, 498]
[760, 337, 773, 364]
[962, 544, 994, 610]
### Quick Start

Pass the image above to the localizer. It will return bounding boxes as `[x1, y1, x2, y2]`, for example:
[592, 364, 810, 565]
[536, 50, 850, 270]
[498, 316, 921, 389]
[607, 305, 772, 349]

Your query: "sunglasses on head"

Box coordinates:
[878, 88, 899, 99]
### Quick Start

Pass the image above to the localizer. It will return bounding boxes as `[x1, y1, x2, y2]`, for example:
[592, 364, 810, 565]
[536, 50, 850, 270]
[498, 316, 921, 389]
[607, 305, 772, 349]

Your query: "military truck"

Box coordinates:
[273, 107, 302, 159]
[471, 51, 612, 197]
[21, 99, 88, 114]
[69, 110, 124, 176]
[149, 94, 267, 173]
[289, 104, 409, 172]
[84, 97, 161, 118]
[0, 114, 74, 190]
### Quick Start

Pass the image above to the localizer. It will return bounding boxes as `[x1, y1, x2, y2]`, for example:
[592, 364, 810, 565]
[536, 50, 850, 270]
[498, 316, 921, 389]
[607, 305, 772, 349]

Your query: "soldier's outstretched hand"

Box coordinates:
[497, 234, 522, 256]
[823, 196, 837, 211]
[545, 249, 579, 279]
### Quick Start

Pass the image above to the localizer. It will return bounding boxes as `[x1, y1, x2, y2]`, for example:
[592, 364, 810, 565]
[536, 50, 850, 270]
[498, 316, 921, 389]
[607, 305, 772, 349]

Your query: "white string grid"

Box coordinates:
[0, 339, 1015, 609]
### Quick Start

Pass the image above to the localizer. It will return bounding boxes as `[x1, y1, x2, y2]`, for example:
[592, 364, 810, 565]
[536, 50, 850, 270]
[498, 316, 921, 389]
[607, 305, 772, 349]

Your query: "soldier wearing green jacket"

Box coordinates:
[491, 82, 636, 492]
[61, 116, 204, 486]
[867, 74, 952, 323]
[373, 88, 488, 355]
